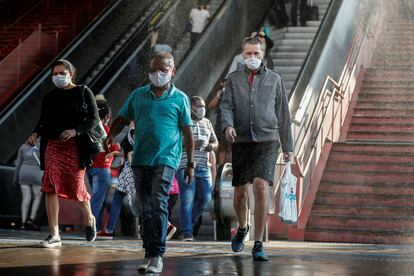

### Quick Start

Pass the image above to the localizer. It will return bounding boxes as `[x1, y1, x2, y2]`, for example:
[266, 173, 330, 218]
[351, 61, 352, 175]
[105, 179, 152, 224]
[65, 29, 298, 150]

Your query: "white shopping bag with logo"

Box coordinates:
[278, 162, 297, 224]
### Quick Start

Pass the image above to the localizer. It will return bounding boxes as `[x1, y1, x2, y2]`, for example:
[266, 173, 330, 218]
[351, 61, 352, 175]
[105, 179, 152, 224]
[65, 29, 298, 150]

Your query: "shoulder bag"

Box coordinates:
[79, 86, 107, 155]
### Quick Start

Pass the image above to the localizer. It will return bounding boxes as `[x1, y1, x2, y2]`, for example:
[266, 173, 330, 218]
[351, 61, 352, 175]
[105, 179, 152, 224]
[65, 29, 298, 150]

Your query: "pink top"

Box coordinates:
[169, 177, 179, 195]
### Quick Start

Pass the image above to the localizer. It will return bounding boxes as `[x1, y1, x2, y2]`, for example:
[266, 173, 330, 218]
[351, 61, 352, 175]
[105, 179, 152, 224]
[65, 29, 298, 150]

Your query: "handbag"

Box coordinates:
[79, 86, 107, 155]
[278, 161, 298, 224]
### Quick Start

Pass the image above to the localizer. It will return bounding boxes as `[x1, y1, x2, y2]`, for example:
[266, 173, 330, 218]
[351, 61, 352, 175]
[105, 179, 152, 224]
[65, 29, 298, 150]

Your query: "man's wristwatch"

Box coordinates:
[187, 161, 195, 169]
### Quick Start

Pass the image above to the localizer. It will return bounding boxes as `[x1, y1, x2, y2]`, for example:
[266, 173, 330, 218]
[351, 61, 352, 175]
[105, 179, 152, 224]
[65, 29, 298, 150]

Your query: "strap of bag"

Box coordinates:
[32, 146, 41, 166]
[80, 85, 89, 121]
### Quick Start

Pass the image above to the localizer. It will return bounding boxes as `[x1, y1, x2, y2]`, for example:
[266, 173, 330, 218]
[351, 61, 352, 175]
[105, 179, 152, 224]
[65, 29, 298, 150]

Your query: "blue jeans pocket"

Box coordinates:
[161, 166, 175, 184]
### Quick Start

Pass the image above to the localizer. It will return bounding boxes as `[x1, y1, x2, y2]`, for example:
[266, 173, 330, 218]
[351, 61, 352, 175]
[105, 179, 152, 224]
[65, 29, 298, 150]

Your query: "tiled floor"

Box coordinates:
[0, 229, 414, 275]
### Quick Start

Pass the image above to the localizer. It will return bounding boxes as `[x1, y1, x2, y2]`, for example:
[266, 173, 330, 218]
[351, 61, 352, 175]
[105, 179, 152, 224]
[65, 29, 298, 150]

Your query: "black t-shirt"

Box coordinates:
[35, 86, 99, 140]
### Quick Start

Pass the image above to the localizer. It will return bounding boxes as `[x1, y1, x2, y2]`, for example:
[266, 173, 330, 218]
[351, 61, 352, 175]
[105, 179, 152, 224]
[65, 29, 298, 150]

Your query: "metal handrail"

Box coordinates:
[295, 75, 341, 176]
[271, 2, 380, 220]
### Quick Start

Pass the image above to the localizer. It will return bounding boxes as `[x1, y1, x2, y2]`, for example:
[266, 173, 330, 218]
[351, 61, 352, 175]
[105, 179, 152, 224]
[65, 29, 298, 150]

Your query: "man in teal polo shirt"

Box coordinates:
[105, 51, 194, 274]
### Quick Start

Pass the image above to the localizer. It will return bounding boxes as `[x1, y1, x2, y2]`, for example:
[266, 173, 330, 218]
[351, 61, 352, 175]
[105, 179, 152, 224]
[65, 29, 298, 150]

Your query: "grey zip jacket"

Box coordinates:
[220, 64, 293, 152]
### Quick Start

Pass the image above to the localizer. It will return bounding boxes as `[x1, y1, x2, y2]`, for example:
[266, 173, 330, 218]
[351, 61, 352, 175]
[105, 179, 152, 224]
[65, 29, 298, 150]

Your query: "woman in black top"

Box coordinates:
[26, 59, 99, 247]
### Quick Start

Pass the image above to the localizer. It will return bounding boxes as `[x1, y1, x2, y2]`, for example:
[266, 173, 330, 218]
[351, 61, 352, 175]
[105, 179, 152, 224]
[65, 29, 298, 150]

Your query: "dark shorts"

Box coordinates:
[231, 141, 279, 186]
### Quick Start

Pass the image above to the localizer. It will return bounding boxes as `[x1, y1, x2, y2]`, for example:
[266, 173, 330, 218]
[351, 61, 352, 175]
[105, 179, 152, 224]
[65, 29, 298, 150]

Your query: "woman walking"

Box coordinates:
[14, 140, 43, 230]
[26, 59, 99, 247]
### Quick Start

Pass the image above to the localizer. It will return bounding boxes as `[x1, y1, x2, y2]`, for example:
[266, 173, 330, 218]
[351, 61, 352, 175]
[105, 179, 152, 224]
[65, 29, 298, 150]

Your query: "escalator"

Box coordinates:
[0, 0, 273, 227]
[0, 0, 165, 165]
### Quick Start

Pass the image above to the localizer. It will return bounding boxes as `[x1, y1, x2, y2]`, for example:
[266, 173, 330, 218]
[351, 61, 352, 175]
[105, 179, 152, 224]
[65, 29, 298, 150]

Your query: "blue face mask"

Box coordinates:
[244, 57, 262, 70]
[52, 75, 70, 88]
[148, 70, 172, 87]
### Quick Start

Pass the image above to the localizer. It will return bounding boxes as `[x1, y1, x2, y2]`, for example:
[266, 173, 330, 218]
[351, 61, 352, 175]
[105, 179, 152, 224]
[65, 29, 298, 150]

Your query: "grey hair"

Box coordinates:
[241, 36, 262, 50]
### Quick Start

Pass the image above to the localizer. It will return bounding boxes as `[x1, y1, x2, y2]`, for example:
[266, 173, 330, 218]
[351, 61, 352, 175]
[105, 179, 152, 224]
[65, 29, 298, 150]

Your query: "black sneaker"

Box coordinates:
[231, 224, 250, 252]
[25, 219, 40, 231]
[85, 217, 96, 242]
[252, 241, 269, 261]
[39, 235, 62, 248]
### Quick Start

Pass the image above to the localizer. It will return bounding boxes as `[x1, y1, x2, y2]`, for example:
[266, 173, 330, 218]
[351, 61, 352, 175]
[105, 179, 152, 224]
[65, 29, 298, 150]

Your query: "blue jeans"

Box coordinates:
[87, 167, 111, 230]
[133, 165, 175, 258]
[105, 190, 125, 232]
[176, 166, 212, 236]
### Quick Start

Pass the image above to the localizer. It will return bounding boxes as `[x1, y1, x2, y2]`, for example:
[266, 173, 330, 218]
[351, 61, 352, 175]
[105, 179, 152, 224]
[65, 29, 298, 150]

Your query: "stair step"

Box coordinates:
[273, 59, 304, 66]
[273, 52, 307, 59]
[361, 87, 414, 93]
[358, 94, 414, 101]
[281, 73, 298, 82]
[329, 151, 414, 163]
[305, 227, 414, 244]
[322, 171, 414, 185]
[325, 162, 414, 173]
[352, 107, 414, 117]
[349, 124, 414, 132]
[307, 215, 414, 232]
[347, 131, 414, 142]
[306, 21, 322, 27]
[356, 101, 414, 109]
[286, 26, 318, 33]
[314, 192, 414, 207]
[363, 80, 414, 86]
[277, 39, 313, 46]
[319, 181, 414, 195]
[331, 143, 414, 152]
[312, 204, 414, 217]
[276, 45, 311, 52]
[273, 66, 301, 74]
[284, 33, 316, 39]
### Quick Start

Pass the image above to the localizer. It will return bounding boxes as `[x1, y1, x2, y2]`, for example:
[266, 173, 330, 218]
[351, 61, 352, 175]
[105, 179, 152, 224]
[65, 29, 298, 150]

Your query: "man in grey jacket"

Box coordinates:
[220, 37, 293, 261]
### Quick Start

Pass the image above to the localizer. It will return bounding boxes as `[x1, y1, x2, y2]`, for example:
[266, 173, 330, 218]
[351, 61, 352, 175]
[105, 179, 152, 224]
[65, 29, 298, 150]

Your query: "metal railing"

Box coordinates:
[269, 0, 384, 237]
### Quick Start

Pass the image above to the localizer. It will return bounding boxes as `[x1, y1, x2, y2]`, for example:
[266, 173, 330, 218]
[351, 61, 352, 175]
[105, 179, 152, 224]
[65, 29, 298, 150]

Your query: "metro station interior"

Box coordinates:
[1, 0, 414, 275]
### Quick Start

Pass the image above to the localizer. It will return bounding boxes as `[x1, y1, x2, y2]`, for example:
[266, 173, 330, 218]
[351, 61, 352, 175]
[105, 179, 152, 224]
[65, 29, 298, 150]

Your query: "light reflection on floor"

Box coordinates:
[0, 230, 414, 275]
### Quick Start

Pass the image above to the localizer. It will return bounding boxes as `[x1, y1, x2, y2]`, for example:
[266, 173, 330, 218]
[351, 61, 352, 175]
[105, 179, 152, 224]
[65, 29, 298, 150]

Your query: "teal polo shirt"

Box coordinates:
[118, 83, 192, 169]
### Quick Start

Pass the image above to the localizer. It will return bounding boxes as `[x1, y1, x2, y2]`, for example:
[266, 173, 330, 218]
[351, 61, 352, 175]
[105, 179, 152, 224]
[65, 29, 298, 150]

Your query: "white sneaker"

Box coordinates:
[137, 257, 150, 272]
[39, 235, 62, 248]
[146, 256, 163, 273]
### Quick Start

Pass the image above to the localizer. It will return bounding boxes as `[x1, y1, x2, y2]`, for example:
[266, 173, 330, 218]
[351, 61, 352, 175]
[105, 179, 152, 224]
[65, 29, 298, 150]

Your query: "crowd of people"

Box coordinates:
[14, 0, 297, 274]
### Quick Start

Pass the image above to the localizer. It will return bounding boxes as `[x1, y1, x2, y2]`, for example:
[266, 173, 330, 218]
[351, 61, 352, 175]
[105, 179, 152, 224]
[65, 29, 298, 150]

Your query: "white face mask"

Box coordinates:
[191, 106, 206, 121]
[244, 57, 262, 70]
[52, 75, 70, 88]
[149, 70, 172, 87]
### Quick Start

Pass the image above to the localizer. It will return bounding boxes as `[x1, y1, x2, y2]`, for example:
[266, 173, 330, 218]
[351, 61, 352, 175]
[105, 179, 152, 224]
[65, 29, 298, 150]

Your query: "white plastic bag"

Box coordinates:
[278, 162, 297, 224]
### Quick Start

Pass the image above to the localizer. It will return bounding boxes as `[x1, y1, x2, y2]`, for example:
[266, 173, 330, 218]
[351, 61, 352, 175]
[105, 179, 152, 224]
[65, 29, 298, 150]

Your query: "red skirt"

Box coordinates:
[41, 139, 90, 201]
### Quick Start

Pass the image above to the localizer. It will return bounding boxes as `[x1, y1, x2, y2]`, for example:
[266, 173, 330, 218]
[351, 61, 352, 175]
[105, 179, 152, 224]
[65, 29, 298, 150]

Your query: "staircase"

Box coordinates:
[173, 0, 223, 65]
[270, 0, 331, 93]
[305, 0, 414, 244]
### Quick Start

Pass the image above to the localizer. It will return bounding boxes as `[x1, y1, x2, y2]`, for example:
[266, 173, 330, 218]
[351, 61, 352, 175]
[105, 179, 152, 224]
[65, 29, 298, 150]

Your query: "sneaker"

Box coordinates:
[137, 257, 150, 272]
[39, 235, 62, 248]
[252, 241, 269, 261]
[85, 217, 97, 242]
[166, 224, 177, 240]
[25, 219, 40, 231]
[231, 224, 250, 252]
[97, 229, 114, 239]
[179, 233, 193, 242]
[146, 256, 163, 273]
